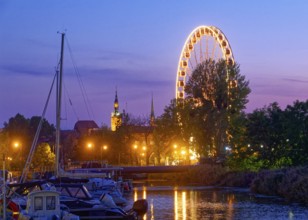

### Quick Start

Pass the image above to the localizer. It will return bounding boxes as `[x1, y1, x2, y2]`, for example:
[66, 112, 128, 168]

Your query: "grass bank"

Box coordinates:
[148, 165, 308, 205]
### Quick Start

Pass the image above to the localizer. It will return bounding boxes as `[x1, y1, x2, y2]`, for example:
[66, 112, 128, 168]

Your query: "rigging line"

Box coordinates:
[65, 37, 93, 118]
[64, 36, 95, 120]
[20, 71, 57, 183]
[63, 81, 79, 121]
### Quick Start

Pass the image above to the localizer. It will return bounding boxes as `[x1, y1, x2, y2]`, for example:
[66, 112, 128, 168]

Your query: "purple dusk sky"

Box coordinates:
[1, 0, 308, 129]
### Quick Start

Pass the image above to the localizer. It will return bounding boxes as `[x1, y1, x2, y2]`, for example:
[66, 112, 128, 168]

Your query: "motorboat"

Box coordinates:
[18, 190, 80, 220]
[85, 177, 128, 206]
[6, 180, 147, 220]
[53, 182, 147, 219]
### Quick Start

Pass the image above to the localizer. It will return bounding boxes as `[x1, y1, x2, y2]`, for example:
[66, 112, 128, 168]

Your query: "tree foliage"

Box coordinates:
[242, 101, 308, 169]
[1, 113, 55, 171]
[31, 143, 55, 171]
[153, 59, 250, 162]
[184, 59, 250, 156]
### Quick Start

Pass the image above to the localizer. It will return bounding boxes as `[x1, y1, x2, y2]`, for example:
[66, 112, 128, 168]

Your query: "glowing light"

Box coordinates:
[103, 145, 108, 150]
[176, 25, 234, 99]
[87, 143, 93, 149]
[174, 190, 178, 220]
[182, 191, 186, 220]
[14, 142, 20, 148]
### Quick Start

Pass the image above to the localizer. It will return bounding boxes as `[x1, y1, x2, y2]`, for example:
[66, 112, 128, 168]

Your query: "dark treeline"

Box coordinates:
[230, 101, 308, 170]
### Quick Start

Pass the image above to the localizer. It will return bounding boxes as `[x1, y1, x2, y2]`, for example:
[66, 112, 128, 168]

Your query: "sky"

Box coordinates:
[1, 0, 308, 129]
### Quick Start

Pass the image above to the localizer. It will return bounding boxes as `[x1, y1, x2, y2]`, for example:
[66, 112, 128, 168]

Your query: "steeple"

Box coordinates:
[150, 93, 155, 126]
[114, 89, 119, 113]
[111, 88, 122, 131]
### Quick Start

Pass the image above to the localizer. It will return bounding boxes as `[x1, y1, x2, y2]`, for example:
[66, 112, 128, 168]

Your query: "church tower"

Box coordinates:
[111, 89, 122, 131]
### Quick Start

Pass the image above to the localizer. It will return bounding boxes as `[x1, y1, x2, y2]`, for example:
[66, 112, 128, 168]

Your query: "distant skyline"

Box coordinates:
[1, 0, 308, 129]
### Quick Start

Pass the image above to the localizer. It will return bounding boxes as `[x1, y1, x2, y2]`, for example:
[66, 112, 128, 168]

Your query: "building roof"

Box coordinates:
[74, 120, 99, 136]
[128, 125, 154, 134]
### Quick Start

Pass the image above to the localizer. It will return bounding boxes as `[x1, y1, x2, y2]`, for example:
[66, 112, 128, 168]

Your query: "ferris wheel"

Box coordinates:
[175, 26, 235, 100]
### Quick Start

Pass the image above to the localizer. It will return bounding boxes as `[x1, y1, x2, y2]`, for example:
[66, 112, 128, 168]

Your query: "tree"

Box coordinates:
[245, 103, 287, 168]
[2, 113, 56, 171]
[153, 100, 184, 164]
[184, 59, 250, 156]
[284, 100, 308, 165]
[29, 116, 55, 141]
[31, 143, 55, 172]
[244, 101, 308, 169]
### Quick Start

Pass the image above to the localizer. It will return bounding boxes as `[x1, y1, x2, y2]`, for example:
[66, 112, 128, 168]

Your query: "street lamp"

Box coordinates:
[87, 142, 93, 161]
[13, 141, 23, 170]
[100, 145, 108, 165]
[87, 143, 93, 149]
[14, 142, 19, 148]
[132, 145, 139, 166]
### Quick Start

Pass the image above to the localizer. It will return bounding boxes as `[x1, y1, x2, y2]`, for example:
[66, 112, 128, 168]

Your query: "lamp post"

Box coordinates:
[133, 145, 138, 165]
[13, 141, 22, 171]
[100, 145, 108, 165]
[87, 142, 93, 161]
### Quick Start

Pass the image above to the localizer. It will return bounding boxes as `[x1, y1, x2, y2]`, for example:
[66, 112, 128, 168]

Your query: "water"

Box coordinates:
[125, 186, 308, 220]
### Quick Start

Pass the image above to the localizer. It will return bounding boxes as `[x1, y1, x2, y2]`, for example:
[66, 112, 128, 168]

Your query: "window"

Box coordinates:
[34, 197, 43, 211]
[46, 196, 56, 210]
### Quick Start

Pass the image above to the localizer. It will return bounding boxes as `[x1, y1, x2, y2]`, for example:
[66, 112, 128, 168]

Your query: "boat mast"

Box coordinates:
[55, 33, 65, 178]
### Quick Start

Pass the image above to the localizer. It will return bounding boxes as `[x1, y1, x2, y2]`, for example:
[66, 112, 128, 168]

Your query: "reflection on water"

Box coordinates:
[128, 186, 308, 220]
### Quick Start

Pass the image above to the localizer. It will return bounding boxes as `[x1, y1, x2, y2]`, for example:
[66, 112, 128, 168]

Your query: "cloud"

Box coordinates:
[24, 38, 56, 49]
[0, 64, 53, 77]
[282, 78, 308, 84]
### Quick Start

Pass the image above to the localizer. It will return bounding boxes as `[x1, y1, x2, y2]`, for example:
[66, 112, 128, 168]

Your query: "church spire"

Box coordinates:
[150, 93, 155, 126]
[114, 88, 119, 113]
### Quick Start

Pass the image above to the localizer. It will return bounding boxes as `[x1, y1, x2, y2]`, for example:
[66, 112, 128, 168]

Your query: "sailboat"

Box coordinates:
[12, 33, 148, 220]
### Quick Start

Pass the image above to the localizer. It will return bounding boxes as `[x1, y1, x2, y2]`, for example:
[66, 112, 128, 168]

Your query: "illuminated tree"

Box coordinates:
[185, 59, 250, 156]
[31, 143, 55, 172]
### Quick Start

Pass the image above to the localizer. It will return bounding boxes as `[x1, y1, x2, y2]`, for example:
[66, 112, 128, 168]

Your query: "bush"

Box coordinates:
[250, 166, 308, 205]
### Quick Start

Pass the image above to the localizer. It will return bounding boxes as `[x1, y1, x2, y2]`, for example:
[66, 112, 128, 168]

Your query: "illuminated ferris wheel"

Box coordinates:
[175, 26, 235, 100]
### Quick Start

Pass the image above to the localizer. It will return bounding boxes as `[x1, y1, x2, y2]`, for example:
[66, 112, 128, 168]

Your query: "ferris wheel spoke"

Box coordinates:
[211, 40, 217, 60]
[189, 59, 194, 72]
[200, 39, 203, 62]
[193, 46, 198, 67]
[206, 36, 209, 60]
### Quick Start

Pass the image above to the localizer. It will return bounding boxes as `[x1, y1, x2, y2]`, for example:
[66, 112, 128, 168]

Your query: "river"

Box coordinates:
[124, 185, 308, 220]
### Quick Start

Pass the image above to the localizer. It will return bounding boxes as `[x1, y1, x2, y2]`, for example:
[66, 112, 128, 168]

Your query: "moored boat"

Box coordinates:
[18, 190, 80, 220]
